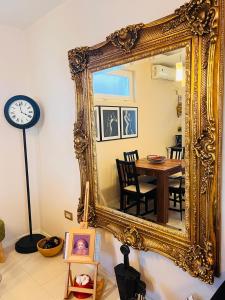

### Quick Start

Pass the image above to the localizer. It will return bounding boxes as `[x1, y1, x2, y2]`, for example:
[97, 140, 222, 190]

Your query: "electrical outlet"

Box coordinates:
[64, 210, 73, 221]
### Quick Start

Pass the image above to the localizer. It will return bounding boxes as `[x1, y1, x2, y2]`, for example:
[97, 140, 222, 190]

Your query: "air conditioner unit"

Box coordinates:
[152, 65, 175, 81]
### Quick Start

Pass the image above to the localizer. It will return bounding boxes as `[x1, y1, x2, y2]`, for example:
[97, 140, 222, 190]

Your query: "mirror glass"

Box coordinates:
[93, 47, 187, 232]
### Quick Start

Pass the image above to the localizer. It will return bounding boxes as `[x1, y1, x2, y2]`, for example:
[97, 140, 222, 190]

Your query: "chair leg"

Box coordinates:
[136, 198, 140, 216]
[0, 242, 5, 263]
[154, 197, 157, 215]
[173, 192, 177, 207]
[145, 197, 148, 213]
[120, 195, 124, 211]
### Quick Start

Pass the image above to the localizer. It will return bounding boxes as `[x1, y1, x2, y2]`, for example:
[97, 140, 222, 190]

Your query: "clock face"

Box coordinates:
[4, 95, 40, 129]
[8, 100, 34, 125]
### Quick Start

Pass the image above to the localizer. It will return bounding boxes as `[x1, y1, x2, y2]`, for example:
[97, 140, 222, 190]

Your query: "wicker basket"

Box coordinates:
[37, 237, 64, 257]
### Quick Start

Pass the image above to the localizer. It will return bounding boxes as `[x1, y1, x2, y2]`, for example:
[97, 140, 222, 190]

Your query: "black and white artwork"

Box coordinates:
[121, 107, 138, 138]
[94, 106, 101, 141]
[100, 106, 120, 141]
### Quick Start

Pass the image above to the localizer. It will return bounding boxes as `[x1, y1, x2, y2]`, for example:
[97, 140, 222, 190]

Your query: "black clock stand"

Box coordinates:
[15, 128, 45, 253]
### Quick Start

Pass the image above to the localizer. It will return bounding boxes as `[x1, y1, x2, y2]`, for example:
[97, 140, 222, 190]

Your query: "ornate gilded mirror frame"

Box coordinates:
[68, 0, 224, 283]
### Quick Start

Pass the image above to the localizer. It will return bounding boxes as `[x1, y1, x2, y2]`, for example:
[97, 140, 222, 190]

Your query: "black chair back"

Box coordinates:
[168, 146, 185, 159]
[123, 150, 139, 161]
[116, 159, 140, 193]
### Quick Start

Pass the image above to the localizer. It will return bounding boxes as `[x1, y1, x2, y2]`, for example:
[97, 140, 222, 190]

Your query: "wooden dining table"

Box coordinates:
[135, 158, 183, 224]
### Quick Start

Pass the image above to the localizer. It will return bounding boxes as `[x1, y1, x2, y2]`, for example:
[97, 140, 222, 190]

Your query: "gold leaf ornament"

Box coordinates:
[176, 241, 214, 284]
[107, 24, 144, 53]
[194, 121, 215, 193]
[114, 226, 147, 251]
[68, 47, 89, 79]
[164, 0, 218, 42]
[73, 110, 89, 161]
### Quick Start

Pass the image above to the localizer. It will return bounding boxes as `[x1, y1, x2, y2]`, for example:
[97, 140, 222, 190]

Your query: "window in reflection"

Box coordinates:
[93, 66, 134, 100]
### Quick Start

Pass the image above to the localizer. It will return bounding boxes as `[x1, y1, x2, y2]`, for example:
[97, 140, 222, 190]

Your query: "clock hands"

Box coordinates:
[19, 103, 32, 118]
[19, 103, 23, 113]
[21, 111, 31, 117]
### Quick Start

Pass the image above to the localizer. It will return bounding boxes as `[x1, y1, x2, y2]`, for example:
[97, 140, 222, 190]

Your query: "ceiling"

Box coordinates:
[0, 0, 66, 29]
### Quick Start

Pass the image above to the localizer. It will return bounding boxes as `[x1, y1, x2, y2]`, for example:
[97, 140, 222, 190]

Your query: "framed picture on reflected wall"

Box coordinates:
[94, 106, 101, 142]
[121, 107, 138, 139]
[100, 106, 120, 141]
[64, 228, 95, 263]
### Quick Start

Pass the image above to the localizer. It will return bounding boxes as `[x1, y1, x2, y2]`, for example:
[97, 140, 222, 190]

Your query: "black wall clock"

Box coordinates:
[4, 95, 40, 129]
[4, 95, 44, 253]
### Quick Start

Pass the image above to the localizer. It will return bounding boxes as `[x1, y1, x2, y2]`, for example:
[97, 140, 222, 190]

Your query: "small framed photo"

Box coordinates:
[121, 107, 138, 138]
[64, 228, 95, 263]
[100, 106, 120, 141]
[94, 106, 101, 142]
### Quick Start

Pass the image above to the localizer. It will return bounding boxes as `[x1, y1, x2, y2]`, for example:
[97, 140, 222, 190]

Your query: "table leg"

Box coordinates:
[156, 174, 169, 224]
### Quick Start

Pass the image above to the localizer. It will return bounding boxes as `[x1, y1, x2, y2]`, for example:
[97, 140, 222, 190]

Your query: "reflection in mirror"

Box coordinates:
[93, 47, 186, 232]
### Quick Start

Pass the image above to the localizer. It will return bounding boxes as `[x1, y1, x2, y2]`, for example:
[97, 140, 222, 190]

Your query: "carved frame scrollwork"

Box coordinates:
[68, 0, 224, 283]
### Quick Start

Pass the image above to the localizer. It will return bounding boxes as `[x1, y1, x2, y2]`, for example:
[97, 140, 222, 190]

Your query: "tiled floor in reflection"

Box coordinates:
[0, 248, 119, 300]
[145, 209, 185, 231]
[112, 199, 186, 232]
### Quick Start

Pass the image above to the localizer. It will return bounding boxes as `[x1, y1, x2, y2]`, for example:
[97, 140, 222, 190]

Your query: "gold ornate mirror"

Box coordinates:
[68, 0, 224, 283]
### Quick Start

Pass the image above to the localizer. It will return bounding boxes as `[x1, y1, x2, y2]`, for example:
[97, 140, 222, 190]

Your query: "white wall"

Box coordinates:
[1, 0, 224, 299]
[26, 9, 80, 237]
[0, 25, 41, 246]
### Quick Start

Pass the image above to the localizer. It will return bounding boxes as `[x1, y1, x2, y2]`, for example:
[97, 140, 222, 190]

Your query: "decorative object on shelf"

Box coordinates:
[4, 95, 45, 253]
[114, 244, 146, 300]
[37, 237, 63, 257]
[121, 107, 138, 139]
[64, 182, 103, 300]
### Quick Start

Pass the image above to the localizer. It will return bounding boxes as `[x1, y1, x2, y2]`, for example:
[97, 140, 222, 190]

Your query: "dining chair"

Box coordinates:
[123, 150, 139, 161]
[168, 176, 185, 221]
[116, 159, 157, 216]
[167, 146, 185, 160]
[167, 146, 185, 179]
[123, 150, 156, 184]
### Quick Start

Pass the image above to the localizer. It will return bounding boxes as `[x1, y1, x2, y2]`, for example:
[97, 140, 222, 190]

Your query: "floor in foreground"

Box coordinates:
[0, 248, 119, 300]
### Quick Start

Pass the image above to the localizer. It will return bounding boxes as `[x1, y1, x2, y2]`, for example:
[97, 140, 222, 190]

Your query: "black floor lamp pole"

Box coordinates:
[15, 129, 44, 253]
